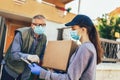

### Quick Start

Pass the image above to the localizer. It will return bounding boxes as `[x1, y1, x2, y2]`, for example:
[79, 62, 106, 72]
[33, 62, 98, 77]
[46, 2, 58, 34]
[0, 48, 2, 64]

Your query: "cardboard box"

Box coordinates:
[42, 40, 78, 71]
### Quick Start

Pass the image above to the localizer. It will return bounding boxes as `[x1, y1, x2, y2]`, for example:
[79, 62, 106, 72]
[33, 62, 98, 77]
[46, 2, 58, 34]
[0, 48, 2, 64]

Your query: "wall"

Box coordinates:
[45, 20, 65, 40]
[96, 63, 120, 80]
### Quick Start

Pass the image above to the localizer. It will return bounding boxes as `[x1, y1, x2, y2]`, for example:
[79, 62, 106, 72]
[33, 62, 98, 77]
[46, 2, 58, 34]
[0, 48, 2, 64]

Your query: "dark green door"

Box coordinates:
[0, 16, 6, 68]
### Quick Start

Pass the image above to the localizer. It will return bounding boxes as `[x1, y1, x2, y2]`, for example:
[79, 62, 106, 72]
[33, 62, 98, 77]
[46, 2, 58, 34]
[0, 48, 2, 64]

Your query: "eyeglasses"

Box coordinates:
[32, 23, 46, 27]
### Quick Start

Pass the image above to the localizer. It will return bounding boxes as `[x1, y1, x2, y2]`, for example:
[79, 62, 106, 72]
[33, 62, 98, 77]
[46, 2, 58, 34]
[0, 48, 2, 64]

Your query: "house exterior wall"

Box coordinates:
[0, 0, 76, 23]
[45, 20, 65, 40]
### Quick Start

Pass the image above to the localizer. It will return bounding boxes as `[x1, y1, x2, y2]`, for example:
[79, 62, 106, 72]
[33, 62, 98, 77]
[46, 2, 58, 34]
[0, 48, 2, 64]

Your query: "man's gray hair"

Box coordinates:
[32, 14, 45, 19]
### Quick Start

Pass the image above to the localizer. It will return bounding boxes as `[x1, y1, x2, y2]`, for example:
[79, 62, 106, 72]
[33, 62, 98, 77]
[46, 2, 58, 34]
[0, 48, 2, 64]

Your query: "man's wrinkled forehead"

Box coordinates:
[32, 18, 46, 23]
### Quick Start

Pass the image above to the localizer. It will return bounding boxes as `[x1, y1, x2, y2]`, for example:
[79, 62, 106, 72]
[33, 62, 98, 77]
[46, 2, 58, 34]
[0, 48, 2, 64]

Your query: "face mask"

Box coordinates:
[34, 26, 45, 35]
[70, 30, 80, 40]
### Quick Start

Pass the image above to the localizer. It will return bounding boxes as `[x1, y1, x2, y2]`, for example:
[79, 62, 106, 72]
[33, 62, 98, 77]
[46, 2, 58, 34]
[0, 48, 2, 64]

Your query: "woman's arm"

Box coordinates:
[37, 44, 93, 80]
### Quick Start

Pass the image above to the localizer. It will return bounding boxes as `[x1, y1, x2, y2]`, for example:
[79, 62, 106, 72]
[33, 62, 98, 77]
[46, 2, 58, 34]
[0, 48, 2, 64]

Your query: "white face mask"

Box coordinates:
[33, 26, 45, 35]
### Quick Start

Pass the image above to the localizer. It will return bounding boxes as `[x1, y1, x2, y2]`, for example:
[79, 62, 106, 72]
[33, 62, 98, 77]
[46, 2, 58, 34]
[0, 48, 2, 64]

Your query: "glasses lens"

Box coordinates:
[32, 23, 46, 27]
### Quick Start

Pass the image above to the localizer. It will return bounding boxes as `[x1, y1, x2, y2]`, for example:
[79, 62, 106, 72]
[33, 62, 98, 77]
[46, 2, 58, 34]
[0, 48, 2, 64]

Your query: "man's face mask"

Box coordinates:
[70, 30, 81, 40]
[34, 26, 45, 35]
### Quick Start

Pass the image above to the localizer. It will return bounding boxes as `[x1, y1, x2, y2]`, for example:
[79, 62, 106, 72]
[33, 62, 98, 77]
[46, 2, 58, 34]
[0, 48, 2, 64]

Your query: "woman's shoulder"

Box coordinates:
[80, 42, 96, 53]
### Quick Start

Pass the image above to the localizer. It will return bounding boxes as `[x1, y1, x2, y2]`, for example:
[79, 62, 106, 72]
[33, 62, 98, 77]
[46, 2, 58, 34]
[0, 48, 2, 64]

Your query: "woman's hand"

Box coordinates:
[28, 63, 41, 75]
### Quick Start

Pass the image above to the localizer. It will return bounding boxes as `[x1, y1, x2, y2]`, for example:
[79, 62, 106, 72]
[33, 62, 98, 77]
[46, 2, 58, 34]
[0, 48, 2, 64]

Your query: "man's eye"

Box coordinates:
[32, 23, 46, 27]
[41, 24, 46, 27]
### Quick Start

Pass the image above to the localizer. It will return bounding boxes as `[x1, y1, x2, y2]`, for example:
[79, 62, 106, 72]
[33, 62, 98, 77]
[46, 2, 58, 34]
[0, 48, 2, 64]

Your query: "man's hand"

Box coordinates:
[28, 63, 41, 75]
[27, 55, 40, 63]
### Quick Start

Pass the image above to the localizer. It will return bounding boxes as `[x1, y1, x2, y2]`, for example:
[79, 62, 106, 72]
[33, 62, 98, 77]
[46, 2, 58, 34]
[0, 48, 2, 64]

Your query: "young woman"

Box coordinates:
[28, 14, 103, 80]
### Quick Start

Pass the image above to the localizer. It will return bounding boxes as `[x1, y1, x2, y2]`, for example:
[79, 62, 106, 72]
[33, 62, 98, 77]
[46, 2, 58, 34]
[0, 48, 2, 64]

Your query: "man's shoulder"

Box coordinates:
[15, 27, 31, 33]
[15, 27, 31, 37]
[42, 34, 47, 40]
[16, 27, 30, 31]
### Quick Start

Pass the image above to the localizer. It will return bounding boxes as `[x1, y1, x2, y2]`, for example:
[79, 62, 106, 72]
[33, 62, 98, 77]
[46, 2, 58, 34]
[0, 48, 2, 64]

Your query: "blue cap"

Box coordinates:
[65, 14, 94, 27]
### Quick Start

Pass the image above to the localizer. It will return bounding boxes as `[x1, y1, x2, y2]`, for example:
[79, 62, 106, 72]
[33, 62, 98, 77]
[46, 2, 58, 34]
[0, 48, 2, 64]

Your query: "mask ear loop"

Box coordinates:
[76, 29, 82, 45]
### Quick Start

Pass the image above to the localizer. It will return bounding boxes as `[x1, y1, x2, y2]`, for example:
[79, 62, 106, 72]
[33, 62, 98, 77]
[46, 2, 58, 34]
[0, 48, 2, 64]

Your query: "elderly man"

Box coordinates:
[1, 14, 47, 80]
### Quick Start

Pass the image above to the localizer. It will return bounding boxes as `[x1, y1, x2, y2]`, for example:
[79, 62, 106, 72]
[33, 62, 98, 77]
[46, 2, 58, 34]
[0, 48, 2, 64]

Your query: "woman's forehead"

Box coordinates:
[71, 25, 80, 30]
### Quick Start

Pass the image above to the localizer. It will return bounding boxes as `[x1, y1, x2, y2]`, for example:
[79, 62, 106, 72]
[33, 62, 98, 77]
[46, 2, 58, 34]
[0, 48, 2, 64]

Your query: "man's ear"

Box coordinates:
[31, 24, 34, 29]
[31, 23, 33, 27]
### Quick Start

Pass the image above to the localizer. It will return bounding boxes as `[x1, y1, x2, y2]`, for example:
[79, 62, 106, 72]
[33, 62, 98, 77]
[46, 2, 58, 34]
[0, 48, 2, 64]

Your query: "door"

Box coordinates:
[4, 19, 30, 54]
[0, 16, 6, 65]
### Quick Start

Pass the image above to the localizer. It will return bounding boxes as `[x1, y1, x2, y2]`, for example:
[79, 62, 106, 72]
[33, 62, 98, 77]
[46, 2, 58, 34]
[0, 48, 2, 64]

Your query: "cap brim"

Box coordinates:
[65, 22, 76, 27]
